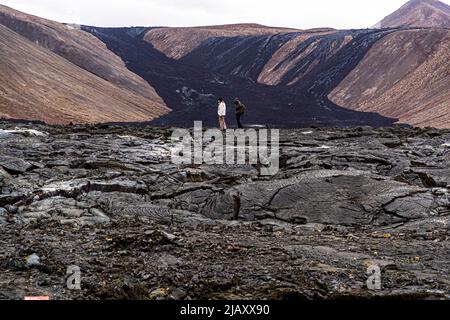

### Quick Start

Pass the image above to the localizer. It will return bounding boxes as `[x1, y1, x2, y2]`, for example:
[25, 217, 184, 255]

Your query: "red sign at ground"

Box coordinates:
[24, 296, 50, 300]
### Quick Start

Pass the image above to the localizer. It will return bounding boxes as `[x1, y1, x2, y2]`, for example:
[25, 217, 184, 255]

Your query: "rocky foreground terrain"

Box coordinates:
[0, 122, 449, 300]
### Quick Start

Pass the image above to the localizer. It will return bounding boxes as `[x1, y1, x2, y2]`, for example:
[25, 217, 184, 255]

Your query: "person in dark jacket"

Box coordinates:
[233, 98, 246, 129]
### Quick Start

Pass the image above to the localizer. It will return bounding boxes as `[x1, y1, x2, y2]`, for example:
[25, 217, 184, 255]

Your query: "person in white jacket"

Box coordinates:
[217, 98, 227, 130]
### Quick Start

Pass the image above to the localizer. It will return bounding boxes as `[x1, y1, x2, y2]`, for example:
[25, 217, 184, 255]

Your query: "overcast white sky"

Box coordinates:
[1, 0, 449, 29]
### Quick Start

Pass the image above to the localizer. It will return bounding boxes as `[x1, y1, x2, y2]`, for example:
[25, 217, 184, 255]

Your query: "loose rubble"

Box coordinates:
[0, 122, 449, 300]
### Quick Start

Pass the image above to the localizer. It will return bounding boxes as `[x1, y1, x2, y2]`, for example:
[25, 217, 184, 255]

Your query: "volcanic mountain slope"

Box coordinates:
[0, 25, 169, 124]
[175, 29, 390, 89]
[329, 28, 450, 128]
[3, 5, 448, 128]
[144, 28, 390, 119]
[144, 24, 301, 59]
[375, 0, 450, 28]
[144, 22, 450, 128]
[85, 26, 395, 128]
[0, 5, 169, 124]
[0, 5, 165, 101]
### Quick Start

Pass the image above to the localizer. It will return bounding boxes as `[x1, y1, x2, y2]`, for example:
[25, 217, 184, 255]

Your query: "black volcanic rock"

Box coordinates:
[0, 122, 449, 299]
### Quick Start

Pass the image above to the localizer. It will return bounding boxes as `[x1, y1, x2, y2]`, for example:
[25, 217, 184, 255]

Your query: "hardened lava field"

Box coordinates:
[0, 123, 449, 300]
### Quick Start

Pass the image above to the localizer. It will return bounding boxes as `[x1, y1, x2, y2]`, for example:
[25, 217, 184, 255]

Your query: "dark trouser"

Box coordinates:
[236, 113, 244, 129]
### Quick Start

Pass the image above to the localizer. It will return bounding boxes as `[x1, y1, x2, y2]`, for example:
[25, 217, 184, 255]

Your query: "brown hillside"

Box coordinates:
[0, 25, 169, 124]
[329, 29, 450, 128]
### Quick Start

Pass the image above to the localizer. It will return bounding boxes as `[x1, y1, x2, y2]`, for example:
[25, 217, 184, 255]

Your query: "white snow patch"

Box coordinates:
[0, 130, 12, 138]
[0, 128, 48, 137]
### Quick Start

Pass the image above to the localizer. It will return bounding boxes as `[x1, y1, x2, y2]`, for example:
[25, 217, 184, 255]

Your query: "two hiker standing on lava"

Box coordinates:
[217, 97, 247, 130]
